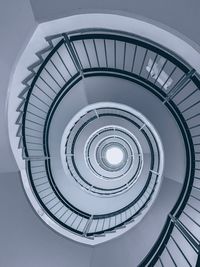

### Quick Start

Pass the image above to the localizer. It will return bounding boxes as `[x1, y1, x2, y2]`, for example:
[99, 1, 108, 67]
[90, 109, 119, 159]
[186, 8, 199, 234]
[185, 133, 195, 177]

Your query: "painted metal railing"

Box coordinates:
[16, 29, 200, 265]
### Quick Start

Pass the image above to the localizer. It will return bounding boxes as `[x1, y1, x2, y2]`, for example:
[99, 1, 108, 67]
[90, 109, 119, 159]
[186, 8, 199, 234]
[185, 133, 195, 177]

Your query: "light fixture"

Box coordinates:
[105, 145, 124, 166]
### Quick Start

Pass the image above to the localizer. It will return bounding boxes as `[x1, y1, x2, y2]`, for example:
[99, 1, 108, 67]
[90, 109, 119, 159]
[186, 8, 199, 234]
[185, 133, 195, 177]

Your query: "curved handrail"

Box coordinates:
[16, 29, 199, 258]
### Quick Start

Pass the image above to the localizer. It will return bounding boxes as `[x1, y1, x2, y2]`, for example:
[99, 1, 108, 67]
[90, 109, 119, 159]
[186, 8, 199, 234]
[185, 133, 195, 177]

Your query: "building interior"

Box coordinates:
[1, 1, 200, 266]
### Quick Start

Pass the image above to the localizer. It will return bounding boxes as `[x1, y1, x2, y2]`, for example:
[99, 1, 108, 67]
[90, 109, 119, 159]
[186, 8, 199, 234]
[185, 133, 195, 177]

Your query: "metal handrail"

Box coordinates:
[17, 29, 199, 263]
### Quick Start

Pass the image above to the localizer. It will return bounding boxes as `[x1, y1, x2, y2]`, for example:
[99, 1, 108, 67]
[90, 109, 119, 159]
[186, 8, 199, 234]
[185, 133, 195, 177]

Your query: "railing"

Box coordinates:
[16, 29, 200, 264]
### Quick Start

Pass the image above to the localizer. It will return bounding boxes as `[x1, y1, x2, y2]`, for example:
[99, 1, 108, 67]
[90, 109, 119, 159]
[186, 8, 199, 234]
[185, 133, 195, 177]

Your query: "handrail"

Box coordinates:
[17, 29, 199, 257]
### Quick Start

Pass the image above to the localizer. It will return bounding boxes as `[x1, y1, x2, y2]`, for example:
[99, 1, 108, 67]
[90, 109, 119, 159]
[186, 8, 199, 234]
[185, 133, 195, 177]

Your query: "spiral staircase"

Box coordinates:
[7, 26, 199, 266]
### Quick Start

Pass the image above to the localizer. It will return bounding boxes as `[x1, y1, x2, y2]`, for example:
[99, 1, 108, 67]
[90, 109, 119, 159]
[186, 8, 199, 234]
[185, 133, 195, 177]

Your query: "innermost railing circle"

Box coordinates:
[94, 134, 132, 175]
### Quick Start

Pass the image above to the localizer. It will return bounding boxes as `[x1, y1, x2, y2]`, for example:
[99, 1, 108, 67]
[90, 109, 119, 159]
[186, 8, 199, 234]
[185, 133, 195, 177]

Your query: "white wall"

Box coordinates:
[0, 0, 36, 173]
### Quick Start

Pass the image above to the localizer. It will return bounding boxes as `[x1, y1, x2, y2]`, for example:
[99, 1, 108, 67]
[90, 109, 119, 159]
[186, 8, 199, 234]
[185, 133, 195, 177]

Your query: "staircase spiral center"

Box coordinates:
[104, 145, 124, 166]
